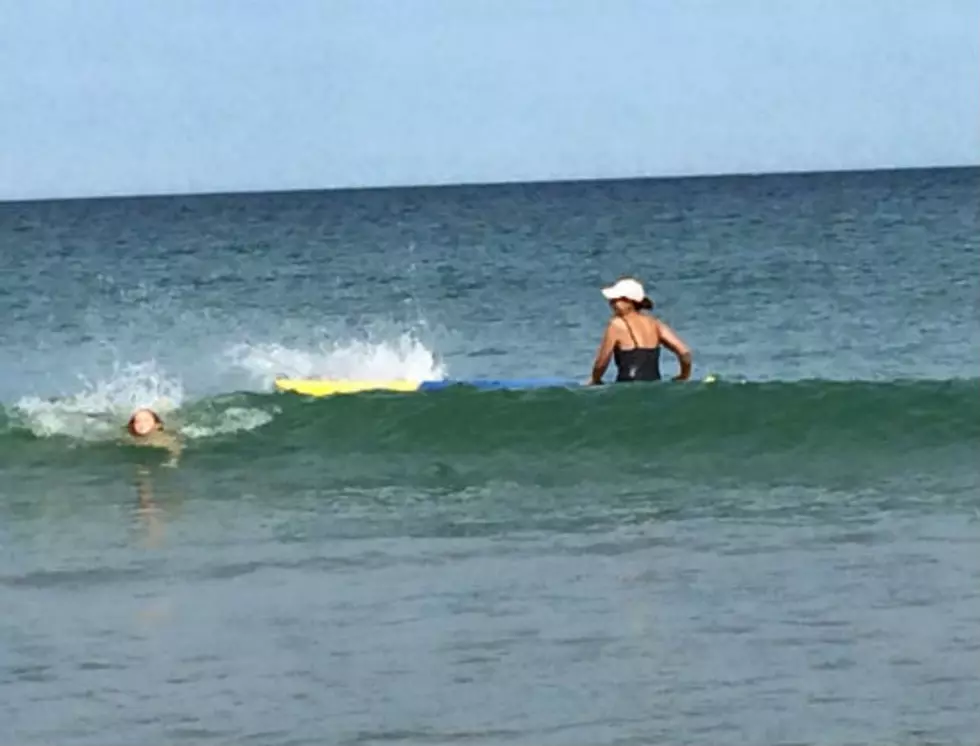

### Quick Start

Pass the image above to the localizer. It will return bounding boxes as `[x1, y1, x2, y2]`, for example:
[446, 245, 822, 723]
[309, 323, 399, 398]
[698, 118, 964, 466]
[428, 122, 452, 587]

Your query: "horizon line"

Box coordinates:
[2, 162, 977, 207]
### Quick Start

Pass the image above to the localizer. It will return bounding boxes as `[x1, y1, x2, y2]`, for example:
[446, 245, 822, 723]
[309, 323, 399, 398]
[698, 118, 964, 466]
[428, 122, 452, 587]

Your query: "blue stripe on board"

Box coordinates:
[418, 377, 578, 392]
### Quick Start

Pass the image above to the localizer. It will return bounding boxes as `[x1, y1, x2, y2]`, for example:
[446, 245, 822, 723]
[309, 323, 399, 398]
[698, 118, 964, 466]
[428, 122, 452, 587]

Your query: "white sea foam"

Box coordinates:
[225, 331, 446, 386]
[14, 360, 184, 440]
[179, 406, 276, 439]
[10, 326, 447, 441]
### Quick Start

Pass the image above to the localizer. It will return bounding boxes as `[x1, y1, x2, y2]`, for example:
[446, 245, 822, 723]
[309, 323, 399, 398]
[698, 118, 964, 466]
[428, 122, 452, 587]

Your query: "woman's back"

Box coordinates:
[612, 313, 663, 381]
[614, 313, 661, 349]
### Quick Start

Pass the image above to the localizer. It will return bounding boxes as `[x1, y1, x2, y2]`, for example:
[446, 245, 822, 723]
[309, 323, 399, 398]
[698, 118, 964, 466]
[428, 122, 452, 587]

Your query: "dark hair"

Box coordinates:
[621, 297, 653, 311]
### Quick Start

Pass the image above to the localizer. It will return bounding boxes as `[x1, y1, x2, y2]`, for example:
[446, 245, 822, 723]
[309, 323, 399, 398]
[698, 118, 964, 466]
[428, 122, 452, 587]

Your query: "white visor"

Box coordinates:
[601, 278, 652, 308]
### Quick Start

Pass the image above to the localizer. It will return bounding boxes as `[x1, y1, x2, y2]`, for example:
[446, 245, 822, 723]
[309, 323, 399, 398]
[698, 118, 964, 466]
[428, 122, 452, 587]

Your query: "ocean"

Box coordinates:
[1, 167, 978, 745]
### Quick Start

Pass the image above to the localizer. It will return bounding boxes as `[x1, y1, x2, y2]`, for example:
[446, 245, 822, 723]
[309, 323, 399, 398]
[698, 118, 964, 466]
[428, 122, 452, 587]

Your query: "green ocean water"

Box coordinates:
[1, 168, 978, 745]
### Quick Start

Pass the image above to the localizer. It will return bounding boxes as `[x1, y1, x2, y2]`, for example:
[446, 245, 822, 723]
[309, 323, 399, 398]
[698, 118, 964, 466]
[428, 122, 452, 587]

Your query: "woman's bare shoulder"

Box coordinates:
[607, 316, 630, 336]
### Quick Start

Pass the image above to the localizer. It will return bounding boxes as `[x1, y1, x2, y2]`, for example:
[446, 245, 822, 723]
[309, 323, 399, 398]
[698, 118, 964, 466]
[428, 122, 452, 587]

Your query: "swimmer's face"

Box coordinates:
[129, 409, 159, 437]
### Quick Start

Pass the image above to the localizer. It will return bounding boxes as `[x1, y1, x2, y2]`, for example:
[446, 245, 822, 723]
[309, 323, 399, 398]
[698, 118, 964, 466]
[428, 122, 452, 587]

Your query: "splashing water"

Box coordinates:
[7, 331, 447, 442]
[13, 360, 184, 440]
[225, 332, 446, 386]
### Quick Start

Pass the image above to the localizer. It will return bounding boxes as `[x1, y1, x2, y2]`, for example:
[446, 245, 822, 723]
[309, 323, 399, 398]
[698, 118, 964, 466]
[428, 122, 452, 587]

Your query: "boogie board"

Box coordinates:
[273, 377, 577, 397]
[273, 378, 421, 396]
[273, 375, 716, 397]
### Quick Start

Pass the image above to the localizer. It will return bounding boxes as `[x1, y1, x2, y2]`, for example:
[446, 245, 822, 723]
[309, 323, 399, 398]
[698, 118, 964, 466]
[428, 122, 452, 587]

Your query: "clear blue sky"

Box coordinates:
[1, 0, 977, 201]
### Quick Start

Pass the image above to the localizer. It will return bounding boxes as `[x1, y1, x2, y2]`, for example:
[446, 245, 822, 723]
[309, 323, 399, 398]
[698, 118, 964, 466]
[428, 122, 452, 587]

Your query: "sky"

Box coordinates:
[1, 0, 978, 201]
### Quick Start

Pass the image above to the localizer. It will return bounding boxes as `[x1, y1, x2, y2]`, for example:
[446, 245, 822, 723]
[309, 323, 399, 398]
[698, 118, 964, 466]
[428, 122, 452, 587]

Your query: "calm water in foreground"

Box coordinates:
[1, 167, 978, 744]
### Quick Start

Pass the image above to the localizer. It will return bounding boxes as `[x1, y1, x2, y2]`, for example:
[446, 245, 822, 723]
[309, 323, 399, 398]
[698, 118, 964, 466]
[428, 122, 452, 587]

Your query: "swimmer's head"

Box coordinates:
[127, 408, 163, 437]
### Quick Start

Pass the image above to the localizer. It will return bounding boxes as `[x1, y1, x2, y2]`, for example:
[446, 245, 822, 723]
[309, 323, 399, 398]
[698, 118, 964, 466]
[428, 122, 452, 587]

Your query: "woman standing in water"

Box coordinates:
[588, 277, 693, 384]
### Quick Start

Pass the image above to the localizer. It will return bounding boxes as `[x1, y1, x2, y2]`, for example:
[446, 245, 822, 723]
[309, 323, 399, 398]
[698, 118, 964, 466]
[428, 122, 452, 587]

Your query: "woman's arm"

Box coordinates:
[588, 322, 618, 384]
[657, 320, 693, 381]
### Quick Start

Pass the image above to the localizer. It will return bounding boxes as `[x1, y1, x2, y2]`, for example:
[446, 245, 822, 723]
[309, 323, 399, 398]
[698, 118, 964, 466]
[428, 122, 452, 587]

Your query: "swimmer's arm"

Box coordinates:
[144, 431, 183, 465]
[657, 320, 693, 381]
[162, 432, 182, 465]
[588, 322, 618, 385]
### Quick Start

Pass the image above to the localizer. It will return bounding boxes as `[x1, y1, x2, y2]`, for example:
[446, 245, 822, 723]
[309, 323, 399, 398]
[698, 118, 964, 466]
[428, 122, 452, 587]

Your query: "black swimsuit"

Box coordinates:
[613, 317, 662, 382]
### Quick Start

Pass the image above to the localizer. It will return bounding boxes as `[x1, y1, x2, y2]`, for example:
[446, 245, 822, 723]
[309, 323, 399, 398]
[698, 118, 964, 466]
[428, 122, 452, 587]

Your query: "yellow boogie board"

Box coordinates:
[273, 378, 422, 397]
